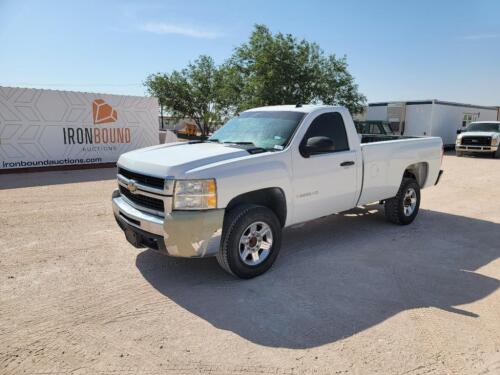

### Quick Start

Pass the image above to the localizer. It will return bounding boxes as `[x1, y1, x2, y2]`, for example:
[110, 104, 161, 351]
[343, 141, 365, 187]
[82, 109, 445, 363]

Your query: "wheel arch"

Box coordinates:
[224, 187, 287, 227]
[403, 162, 428, 187]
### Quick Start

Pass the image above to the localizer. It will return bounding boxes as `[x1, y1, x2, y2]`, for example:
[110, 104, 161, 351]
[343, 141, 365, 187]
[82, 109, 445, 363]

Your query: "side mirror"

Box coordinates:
[457, 129, 462, 134]
[301, 136, 334, 157]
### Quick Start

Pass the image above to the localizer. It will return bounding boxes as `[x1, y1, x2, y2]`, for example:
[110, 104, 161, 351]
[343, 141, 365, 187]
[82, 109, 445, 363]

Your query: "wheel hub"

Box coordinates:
[248, 236, 258, 248]
[238, 221, 273, 266]
[403, 187, 417, 216]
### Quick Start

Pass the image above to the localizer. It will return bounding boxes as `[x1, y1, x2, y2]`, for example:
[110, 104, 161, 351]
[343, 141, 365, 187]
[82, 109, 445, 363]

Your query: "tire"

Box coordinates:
[216, 204, 282, 279]
[456, 151, 464, 157]
[384, 178, 421, 225]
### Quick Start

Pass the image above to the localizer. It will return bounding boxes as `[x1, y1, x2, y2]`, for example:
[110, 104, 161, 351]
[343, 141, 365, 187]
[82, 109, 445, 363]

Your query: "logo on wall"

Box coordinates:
[62, 99, 130, 145]
[92, 99, 117, 124]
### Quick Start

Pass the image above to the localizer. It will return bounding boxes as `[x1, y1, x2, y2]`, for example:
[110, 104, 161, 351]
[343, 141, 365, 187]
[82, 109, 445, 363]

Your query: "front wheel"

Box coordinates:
[456, 151, 464, 157]
[385, 178, 421, 225]
[216, 204, 282, 278]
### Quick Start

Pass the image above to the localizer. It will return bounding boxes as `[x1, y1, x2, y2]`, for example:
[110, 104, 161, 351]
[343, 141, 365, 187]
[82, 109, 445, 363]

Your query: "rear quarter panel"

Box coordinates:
[358, 137, 442, 205]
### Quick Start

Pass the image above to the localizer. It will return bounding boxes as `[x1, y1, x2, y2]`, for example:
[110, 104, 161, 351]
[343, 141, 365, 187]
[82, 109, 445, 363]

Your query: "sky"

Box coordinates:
[1, 0, 499, 105]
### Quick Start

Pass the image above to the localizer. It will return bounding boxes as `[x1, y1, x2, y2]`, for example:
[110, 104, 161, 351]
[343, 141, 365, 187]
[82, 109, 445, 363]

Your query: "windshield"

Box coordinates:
[209, 111, 305, 150]
[465, 123, 500, 132]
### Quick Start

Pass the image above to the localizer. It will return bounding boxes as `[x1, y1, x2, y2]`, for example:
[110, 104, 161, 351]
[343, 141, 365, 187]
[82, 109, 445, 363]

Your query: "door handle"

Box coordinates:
[340, 161, 355, 167]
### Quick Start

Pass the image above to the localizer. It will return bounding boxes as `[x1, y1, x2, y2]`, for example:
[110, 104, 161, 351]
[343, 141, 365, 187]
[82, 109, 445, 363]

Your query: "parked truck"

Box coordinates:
[112, 105, 444, 278]
[455, 121, 500, 158]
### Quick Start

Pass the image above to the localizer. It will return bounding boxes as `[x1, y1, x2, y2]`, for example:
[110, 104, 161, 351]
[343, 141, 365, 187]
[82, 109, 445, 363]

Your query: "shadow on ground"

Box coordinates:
[0, 167, 116, 189]
[136, 207, 500, 349]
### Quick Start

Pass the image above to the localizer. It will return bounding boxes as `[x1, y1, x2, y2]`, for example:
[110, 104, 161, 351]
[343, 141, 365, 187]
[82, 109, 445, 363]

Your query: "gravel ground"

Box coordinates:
[0, 153, 499, 375]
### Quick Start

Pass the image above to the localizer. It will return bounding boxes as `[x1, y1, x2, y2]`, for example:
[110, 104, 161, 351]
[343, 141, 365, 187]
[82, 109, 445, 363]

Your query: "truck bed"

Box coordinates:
[360, 134, 417, 144]
[357, 136, 443, 206]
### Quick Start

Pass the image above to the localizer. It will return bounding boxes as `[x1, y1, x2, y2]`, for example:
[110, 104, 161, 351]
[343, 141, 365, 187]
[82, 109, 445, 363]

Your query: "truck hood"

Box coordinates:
[460, 131, 500, 138]
[118, 142, 251, 177]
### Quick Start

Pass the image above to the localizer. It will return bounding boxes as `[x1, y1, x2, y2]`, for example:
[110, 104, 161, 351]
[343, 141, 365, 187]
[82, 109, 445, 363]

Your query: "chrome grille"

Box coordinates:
[461, 136, 491, 146]
[118, 167, 164, 189]
[119, 185, 165, 213]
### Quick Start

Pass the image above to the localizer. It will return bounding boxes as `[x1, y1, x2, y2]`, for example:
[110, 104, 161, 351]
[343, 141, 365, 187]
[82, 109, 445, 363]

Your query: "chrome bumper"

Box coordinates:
[455, 145, 498, 153]
[112, 189, 224, 258]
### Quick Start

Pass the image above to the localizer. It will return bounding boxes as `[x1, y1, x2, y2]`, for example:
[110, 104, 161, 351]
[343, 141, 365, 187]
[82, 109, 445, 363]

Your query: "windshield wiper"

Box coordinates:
[206, 138, 220, 143]
[223, 141, 255, 145]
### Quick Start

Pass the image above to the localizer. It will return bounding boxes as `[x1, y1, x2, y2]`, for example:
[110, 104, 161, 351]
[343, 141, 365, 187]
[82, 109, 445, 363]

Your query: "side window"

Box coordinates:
[302, 112, 349, 153]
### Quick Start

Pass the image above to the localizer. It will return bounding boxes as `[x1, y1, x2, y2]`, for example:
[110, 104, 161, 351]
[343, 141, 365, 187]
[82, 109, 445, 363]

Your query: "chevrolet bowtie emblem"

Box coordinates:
[127, 180, 138, 193]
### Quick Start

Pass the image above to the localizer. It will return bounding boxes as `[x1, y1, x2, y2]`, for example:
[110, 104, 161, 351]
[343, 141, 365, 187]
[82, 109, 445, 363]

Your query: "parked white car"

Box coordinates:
[455, 121, 500, 158]
[112, 105, 444, 278]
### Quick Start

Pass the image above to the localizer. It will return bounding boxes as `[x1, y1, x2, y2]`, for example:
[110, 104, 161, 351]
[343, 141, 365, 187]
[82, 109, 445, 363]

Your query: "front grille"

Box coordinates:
[119, 185, 165, 213]
[461, 136, 491, 146]
[118, 167, 164, 189]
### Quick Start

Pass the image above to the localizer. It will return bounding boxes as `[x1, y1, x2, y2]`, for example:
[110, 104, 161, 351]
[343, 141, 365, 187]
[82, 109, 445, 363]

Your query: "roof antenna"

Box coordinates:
[295, 103, 302, 108]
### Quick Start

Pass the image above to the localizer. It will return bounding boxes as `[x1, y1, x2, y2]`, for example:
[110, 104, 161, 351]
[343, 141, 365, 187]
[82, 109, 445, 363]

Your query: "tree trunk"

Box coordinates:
[159, 103, 164, 130]
[194, 120, 205, 139]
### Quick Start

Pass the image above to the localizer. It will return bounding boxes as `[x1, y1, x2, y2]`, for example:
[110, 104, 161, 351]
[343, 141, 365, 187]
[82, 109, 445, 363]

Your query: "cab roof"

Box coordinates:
[244, 104, 345, 114]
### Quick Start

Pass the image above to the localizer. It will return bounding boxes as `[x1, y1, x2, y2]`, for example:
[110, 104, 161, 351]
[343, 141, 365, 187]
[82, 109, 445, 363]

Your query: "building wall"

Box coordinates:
[352, 106, 368, 122]
[367, 101, 499, 146]
[430, 104, 497, 145]
[366, 105, 387, 121]
[404, 104, 433, 137]
[0, 86, 159, 170]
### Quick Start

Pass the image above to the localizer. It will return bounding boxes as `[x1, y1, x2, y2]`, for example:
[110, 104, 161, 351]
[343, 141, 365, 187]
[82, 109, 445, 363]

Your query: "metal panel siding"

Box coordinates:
[366, 105, 387, 121]
[404, 104, 433, 137]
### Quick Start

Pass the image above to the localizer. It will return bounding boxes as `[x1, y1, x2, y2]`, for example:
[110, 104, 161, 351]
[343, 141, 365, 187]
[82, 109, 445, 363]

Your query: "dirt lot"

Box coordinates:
[0, 153, 499, 375]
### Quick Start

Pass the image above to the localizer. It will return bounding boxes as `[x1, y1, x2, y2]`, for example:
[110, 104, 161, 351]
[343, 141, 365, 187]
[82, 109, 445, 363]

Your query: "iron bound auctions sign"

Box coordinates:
[0, 86, 158, 170]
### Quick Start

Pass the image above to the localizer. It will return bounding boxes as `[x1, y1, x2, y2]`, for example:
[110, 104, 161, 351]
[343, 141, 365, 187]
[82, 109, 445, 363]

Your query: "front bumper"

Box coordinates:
[455, 145, 498, 153]
[112, 189, 224, 258]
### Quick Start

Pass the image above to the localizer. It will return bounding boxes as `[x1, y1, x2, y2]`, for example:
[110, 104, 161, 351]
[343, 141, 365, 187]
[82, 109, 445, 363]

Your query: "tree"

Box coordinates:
[144, 74, 169, 127]
[144, 25, 366, 135]
[144, 55, 228, 137]
[223, 25, 366, 113]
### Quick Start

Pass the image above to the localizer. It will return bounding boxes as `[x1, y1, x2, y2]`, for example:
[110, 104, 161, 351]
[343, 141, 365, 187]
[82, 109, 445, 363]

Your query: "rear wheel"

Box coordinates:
[216, 204, 282, 278]
[385, 178, 421, 225]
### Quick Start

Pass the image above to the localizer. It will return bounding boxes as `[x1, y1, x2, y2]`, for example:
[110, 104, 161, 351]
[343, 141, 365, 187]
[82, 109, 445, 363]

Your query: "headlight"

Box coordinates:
[173, 179, 217, 210]
[492, 138, 499, 147]
[456, 137, 461, 145]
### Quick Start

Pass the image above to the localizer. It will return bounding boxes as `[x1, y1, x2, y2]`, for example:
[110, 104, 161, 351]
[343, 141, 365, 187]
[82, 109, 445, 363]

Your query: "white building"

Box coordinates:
[366, 100, 499, 147]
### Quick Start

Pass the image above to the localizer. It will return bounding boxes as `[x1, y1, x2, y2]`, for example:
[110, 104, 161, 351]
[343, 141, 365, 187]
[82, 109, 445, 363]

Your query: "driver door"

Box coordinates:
[292, 112, 359, 223]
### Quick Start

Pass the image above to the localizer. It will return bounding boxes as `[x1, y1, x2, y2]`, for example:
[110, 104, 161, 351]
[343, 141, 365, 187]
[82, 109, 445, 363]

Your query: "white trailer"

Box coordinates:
[366, 100, 499, 147]
[0, 86, 158, 171]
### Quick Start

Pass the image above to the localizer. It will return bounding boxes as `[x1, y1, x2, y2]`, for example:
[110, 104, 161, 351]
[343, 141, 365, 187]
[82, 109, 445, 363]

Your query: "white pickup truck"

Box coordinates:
[112, 105, 443, 278]
[455, 121, 500, 158]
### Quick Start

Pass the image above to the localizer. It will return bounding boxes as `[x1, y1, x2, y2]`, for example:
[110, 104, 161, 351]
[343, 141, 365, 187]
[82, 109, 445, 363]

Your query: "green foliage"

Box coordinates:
[224, 24, 366, 114]
[145, 55, 226, 136]
[145, 25, 366, 135]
